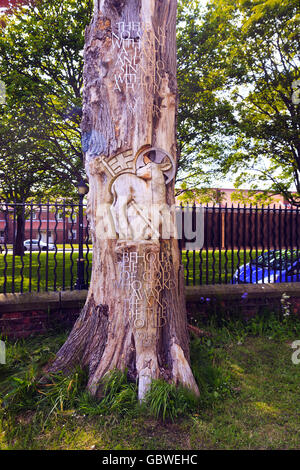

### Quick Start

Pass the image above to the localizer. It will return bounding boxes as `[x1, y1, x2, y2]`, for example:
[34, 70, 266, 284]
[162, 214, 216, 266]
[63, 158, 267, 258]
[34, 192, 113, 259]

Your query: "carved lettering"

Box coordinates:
[118, 251, 175, 329]
[111, 22, 166, 100]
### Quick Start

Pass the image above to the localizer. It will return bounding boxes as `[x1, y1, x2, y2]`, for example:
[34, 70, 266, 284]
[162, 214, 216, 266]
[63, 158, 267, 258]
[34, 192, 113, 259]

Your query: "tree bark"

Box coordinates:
[48, 0, 199, 400]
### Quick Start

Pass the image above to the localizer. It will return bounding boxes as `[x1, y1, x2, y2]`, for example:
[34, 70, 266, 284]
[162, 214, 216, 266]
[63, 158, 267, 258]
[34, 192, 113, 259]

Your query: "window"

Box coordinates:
[68, 229, 77, 240]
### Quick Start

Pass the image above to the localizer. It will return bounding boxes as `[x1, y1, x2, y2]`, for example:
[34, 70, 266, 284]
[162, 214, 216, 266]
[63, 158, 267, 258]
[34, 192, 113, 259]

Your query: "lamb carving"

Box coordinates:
[110, 153, 174, 241]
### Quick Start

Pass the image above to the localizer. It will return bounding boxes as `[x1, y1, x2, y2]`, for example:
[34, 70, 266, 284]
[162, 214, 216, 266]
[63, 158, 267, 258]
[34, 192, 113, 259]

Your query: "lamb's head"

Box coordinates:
[136, 155, 172, 181]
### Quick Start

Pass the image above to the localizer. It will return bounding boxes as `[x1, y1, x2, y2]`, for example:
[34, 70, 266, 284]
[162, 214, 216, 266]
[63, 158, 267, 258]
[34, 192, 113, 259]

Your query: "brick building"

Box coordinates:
[0, 206, 88, 245]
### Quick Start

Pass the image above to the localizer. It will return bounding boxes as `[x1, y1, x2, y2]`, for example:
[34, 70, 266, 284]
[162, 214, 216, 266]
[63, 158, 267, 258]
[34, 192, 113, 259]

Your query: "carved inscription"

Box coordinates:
[115, 251, 175, 330]
[112, 21, 166, 112]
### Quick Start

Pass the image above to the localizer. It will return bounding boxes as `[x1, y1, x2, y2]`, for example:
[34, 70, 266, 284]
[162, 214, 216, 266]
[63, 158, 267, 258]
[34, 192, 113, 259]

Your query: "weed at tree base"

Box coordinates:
[2, 310, 299, 426]
[0, 334, 231, 424]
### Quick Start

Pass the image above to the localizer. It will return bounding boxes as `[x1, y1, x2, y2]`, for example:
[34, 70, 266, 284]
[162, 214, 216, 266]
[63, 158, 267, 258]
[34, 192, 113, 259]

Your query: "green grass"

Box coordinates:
[4, 244, 86, 250]
[0, 252, 93, 293]
[1, 313, 300, 449]
[0, 249, 264, 293]
[183, 249, 266, 285]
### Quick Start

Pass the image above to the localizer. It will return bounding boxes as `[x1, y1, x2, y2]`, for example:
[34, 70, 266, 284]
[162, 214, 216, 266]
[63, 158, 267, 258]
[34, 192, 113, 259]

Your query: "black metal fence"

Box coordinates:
[0, 202, 300, 293]
[0, 201, 91, 294]
[183, 204, 300, 286]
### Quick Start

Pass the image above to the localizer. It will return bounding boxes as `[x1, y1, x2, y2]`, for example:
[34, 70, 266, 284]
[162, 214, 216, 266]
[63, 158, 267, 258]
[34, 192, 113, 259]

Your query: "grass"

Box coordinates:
[4, 244, 86, 250]
[1, 312, 300, 449]
[0, 249, 264, 293]
[0, 252, 93, 293]
[183, 248, 267, 285]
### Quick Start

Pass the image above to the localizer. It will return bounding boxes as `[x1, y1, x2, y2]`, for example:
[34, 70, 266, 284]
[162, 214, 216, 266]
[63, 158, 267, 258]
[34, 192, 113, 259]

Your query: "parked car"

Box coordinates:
[232, 250, 300, 284]
[24, 239, 55, 251]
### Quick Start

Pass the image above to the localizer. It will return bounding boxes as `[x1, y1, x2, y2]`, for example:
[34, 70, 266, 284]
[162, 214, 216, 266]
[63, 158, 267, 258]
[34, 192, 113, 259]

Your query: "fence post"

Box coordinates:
[75, 190, 87, 290]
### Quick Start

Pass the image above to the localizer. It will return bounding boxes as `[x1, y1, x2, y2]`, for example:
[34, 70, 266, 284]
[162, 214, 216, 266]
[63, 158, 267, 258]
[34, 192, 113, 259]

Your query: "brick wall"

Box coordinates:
[186, 284, 300, 323]
[1, 284, 300, 338]
[0, 309, 80, 338]
[0, 291, 86, 338]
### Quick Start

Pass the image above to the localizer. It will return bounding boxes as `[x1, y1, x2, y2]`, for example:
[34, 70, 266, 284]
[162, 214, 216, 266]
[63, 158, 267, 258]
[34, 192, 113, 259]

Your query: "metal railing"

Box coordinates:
[182, 204, 300, 286]
[0, 202, 300, 293]
[0, 201, 91, 293]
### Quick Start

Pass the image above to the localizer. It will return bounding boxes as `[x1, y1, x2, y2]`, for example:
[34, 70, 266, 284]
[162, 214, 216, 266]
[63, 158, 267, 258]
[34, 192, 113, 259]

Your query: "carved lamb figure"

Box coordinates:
[111, 155, 172, 241]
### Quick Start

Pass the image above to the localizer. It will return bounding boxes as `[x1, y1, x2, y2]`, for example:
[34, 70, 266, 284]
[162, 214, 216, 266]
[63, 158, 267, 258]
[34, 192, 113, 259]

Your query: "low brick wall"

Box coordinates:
[1, 284, 299, 338]
[186, 283, 300, 322]
[0, 291, 87, 338]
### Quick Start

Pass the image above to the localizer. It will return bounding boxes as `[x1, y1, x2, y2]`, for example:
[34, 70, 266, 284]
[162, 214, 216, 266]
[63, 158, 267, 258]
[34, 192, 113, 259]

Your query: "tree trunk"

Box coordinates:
[48, 0, 199, 400]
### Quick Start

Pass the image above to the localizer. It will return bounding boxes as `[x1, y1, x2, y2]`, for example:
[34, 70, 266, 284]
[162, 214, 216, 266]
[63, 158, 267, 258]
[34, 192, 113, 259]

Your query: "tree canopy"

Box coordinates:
[0, 0, 93, 202]
[0, 0, 299, 204]
[177, 0, 300, 204]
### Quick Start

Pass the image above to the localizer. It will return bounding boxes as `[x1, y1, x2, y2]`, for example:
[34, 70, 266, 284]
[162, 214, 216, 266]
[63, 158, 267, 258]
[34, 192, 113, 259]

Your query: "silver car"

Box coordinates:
[24, 239, 55, 251]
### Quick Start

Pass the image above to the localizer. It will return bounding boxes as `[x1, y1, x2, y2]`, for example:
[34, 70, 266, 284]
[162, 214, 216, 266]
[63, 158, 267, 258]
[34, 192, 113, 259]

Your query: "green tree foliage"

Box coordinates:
[177, 0, 300, 204]
[177, 0, 237, 187]
[0, 0, 93, 203]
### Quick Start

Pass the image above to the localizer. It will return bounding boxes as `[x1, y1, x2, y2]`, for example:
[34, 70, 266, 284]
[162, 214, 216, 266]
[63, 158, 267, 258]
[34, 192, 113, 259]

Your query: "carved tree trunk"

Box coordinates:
[48, 0, 199, 400]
